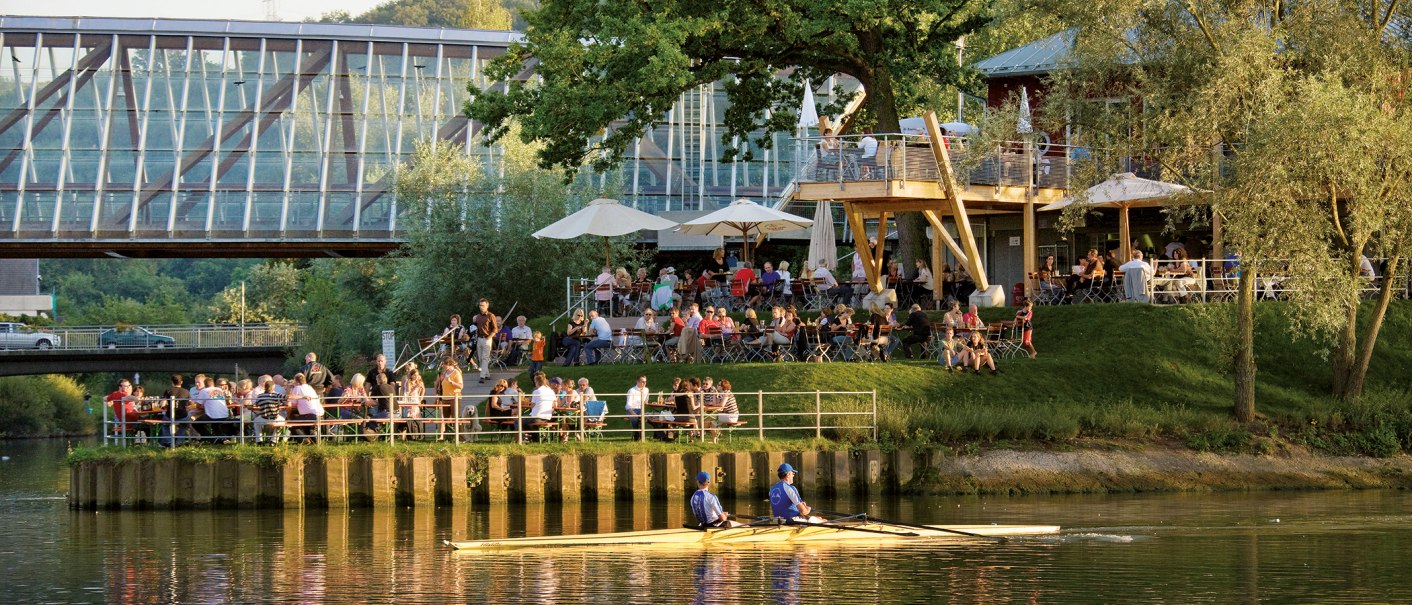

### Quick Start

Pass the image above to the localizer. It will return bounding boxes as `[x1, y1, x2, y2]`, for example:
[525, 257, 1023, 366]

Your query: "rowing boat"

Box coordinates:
[446, 522, 1059, 550]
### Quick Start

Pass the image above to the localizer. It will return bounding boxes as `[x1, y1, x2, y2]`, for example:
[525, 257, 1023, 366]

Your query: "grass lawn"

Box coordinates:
[516, 300, 1412, 451]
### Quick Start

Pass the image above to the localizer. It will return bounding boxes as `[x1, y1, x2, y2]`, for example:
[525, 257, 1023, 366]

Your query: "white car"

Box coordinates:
[0, 322, 61, 350]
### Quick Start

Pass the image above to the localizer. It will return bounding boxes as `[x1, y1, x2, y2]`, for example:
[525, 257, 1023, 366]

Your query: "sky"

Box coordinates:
[2, 0, 387, 23]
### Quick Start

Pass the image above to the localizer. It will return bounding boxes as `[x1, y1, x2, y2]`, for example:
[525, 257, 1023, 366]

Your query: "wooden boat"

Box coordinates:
[446, 521, 1060, 550]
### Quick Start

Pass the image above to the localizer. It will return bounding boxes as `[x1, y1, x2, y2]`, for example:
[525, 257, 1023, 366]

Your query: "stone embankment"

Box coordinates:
[68, 448, 1412, 510]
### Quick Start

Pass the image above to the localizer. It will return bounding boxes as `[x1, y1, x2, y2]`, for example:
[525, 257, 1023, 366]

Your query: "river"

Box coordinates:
[4, 439, 1411, 604]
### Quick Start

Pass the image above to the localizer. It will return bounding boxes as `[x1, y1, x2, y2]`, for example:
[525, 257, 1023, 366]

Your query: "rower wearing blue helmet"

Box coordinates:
[690, 471, 738, 527]
[769, 463, 824, 522]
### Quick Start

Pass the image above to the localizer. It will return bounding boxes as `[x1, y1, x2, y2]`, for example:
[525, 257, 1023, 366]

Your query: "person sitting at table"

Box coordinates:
[813, 259, 850, 306]
[715, 307, 736, 337]
[507, 315, 533, 366]
[755, 262, 781, 308]
[518, 373, 557, 442]
[732, 261, 756, 302]
[1037, 255, 1065, 299]
[935, 327, 966, 371]
[560, 308, 588, 366]
[286, 373, 323, 442]
[679, 377, 704, 441]
[953, 264, 977, 302]
[486, 380, 517, 427]
[715, 379, 740, 426]
[859, 302, 899, 362]
[1015, 300, 1038, 359]
[1123, 250, 1157, 303]
[830, 305, 857, 357]
[898, 304, 932, 359]
[614, 267, 634, 311]
[739, 308, 765, 347]
[578, 377, 604, 422]
[777, 261, 794, 298]
[340, 373, 373, 421]
[399, 363, 425, 437]
[1158, 248, 1195, 301]
[583, 309, 614, 365]
[626, 375, 650, 439]
[664, 306, 686, 349]
[937, 300, 961, 332]
[965, 330, 999, 375]
[962, 303, 986, 331]
[253, 379, 287, 444]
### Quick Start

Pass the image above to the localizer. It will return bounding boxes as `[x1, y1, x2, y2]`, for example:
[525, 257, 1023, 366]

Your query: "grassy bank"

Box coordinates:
[528, 301, 1412, 454]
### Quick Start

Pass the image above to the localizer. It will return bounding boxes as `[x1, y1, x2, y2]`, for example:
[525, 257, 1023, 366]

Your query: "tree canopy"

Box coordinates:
[318, 0, 513, 30]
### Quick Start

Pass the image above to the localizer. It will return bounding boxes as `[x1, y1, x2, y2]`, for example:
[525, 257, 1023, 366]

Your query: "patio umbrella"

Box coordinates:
[676, 198, 813, 265]
[1017, 86, 1033, 134]
[1040, 173, 1198, 262]
[798, 81, 820, 129]
[939, 121, 976, 136]
[807, 200, 838, 271]
[532, 197, 679, 266]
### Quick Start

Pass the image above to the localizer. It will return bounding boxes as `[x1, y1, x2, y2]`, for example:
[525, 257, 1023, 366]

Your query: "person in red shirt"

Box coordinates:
[105, 379, 139, 434]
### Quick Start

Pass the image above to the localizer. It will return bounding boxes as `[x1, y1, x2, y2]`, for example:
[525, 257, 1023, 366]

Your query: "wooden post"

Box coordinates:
[1023, 140, 1038, 295]
[843, 201, 884, 294]
[923, 111, 990, 291]
[1119, 205, 1132, 263]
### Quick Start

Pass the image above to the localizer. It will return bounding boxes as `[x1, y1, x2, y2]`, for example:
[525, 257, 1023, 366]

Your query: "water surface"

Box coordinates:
[4, 439, 1411, 603]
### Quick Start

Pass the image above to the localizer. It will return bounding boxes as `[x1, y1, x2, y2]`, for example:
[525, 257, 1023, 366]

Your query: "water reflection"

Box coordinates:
[6, 439, 1412, 604]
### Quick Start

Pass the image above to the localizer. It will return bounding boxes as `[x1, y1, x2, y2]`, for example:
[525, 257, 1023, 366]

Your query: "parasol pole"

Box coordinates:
[1119, 205, 1132, 262]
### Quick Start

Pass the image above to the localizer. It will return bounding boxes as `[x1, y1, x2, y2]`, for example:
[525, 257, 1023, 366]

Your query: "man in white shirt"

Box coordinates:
[584, 309, 614, 365]
[625, 375, 649, 440]
[814, 260, 849, 305]
[1359, 255, 1378, 278]
[194, 377, 230, 439]
[1119, 250, 1154, 303]
[508, 315, 533, 365]
[858, 129, 878, 159]
[685, 303, 703, 331]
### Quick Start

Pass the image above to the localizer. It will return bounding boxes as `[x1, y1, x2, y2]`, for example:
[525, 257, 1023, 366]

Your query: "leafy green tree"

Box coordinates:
[208, 261, 305, 324]
[467, 0, 993, 273]
[1052, 0, 1412, 417]
[385, 138, 639, 343]
[0, 375, 92, 436]
[318, 0, 513, 30]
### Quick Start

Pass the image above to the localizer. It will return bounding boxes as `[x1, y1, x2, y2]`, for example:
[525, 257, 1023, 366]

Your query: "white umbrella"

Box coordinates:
[939, 121, 976, 136]
[677, 198, 813, 265]
[807, 200, 838, 271]
[798, 81, 820, 129]
[1017, 86, 1033, 134]
[1041, 173, 1198, 261]
[533, 197, 679, 266]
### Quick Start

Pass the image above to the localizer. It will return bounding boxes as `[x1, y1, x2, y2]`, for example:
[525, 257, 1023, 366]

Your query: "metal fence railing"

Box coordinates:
[791, 133, 1083, 190]
[101, 389, 878, 447]
[19, 324, 302, 351]
[1029, 258, 1405, 306]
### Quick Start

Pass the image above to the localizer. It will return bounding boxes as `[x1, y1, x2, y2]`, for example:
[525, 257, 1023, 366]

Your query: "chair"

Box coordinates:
[802, 325, 832, 363]
[582, 400, 607, 440]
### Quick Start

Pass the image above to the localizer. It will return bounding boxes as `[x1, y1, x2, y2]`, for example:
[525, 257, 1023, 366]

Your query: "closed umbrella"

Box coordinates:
[532, 197, 679, 266]
[1017, 86, 1033, 134]
[798, 81, 820, 129]
[807, 200, 838, 271]
[676, 198, 813, 265]
[1040, 173, 1199, 261]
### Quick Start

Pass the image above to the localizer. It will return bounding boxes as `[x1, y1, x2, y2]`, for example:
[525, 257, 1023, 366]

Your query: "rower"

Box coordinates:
[690, 471, 739, 528]
[769, 463, 825, 523]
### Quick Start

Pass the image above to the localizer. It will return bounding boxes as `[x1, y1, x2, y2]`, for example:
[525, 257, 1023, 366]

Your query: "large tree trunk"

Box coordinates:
[1330, 292, 1360, 400]
[1234, 269, 1257, 422]
[859, 65, 928, 280]
[1346, 254, 1403, 400]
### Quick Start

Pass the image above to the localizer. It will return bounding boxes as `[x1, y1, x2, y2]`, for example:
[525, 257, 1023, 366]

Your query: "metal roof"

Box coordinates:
[0, 15, 522, 46]
[974, 29, 1074, 77]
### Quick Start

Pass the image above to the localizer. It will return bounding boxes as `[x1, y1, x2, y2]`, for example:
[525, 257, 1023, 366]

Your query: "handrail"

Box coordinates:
[101, 389, 878, 447]
[4, 323, 303, 351]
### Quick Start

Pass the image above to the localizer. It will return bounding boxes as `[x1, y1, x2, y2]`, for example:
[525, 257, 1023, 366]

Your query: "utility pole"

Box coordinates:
[240, 281, 246, 347]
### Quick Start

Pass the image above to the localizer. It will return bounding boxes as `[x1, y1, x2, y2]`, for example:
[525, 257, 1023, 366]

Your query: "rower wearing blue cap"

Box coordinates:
[770, 463, 823, 522]
[690, 471, 737, 527]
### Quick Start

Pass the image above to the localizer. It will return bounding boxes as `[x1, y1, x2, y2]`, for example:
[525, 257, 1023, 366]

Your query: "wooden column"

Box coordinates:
[843, 201, 885, 293]
[1119, 205, 1132, 262]
[1023, 141, 1038, 295]
[923, 112, 990, 291]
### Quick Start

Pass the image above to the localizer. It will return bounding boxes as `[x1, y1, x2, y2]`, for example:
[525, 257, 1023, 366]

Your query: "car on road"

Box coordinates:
[99, 326, 176, 349]
[0, 322, 61, 350]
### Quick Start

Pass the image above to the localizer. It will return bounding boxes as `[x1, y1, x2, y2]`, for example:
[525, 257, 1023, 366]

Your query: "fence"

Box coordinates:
[102, 389, 879, 447]
[28, 324, 302, 350]
[791, 133, 1085, 190]
[1030, 258, 1406, 306]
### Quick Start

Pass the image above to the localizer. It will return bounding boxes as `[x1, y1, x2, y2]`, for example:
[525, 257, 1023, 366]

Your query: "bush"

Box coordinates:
[0, 375, 94, 437]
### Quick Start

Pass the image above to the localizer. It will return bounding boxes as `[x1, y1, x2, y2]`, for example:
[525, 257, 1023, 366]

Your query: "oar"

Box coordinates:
[787, 518, 918, 538]
[819, 510, 1008, 542]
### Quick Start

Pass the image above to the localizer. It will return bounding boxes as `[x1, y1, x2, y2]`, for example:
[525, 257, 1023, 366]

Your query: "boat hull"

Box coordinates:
[446, 523, 1060, 550]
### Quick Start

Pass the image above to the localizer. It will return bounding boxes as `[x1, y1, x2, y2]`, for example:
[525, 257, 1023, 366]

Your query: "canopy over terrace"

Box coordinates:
[1041, 173, 1202, 262]
[789, 112, 1074, 307]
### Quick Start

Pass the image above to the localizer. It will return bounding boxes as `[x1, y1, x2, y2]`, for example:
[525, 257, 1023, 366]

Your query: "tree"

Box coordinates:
[318, 0, 513, 30]
[384, 138, 639, 341]
[1052, 0, 1412, 418]
[467, 0, 993, 275]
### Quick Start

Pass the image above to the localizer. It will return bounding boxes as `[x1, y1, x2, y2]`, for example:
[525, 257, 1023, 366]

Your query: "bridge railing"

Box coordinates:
[38, 324, 303, 350]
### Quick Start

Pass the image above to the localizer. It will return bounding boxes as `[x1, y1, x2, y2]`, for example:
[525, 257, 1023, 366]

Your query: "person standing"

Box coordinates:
[300, 352, 333, 399]
[435, 357, 464, 439]
[471, 298, 499, 384]
[1014, 300, 1037, 359]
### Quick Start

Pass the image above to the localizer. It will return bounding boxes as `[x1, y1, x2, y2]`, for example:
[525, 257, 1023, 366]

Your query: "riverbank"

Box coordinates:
[66, 441, 1412, 510]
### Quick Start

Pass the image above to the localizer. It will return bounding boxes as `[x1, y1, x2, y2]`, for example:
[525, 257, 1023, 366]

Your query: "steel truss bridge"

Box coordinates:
[0, 17, 808, 258]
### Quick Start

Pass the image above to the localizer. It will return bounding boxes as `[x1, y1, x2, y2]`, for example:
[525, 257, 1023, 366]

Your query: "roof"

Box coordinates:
[0, 15, 522, 46]
[974, 30, 1074, 77]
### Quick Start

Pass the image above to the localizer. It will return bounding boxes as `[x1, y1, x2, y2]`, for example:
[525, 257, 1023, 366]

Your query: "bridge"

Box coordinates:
[0, 323, 300, 376]
[0, 16, 812, 258]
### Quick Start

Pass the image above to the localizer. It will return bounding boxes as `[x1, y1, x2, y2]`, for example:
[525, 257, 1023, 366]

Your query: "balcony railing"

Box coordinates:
[792, 133, 1091, 191]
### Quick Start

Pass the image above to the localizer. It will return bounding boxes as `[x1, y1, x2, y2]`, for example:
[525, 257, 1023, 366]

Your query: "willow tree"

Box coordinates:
[466, 0, 991, 274]
[1053, 0, 1412, 418]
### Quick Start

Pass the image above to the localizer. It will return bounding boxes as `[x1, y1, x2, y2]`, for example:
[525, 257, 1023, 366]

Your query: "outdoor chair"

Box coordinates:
[582, 400, 608, 440]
